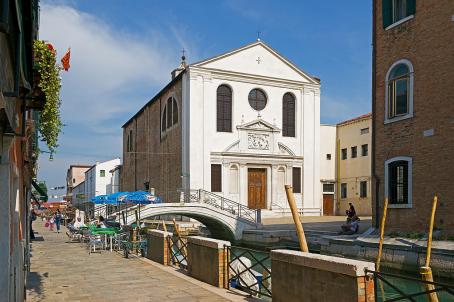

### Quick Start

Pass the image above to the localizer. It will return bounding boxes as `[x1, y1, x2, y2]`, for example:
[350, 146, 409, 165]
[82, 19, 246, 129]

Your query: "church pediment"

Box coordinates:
[236, 119, 280, 133]
[191, 41, 319, 84]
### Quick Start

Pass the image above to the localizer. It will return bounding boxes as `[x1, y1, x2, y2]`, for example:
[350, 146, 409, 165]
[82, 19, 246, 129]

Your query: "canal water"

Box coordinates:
[231, 246, 454, 301]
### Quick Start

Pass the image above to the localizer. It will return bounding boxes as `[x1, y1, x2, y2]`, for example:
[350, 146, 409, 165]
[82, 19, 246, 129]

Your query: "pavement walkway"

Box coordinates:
[262, 215, 372, 234]
[26, 223, 249, 302]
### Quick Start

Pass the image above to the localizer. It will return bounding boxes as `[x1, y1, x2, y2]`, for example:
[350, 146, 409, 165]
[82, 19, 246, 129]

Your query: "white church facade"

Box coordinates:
[122, 40, 323, 215]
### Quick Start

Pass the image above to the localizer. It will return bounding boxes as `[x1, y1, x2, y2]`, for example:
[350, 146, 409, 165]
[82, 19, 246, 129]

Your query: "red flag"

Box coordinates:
[61, 48, 71, 71]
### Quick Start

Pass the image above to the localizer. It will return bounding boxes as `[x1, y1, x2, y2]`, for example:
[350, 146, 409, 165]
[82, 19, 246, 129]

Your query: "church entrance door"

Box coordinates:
[248, 168, 267, 209]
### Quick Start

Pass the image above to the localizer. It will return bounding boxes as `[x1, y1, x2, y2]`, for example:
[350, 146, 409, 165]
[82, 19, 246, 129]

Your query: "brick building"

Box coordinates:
[0, 0, 41, 299]
[372, 0, 454, 234]
[122, 70, 183, 203]
[65, 164, 91, 203]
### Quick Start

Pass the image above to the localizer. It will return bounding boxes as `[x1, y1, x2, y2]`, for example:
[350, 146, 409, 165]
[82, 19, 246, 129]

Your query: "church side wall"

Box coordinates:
[302, 88, 322, 215]
[122, 79, 183, 203]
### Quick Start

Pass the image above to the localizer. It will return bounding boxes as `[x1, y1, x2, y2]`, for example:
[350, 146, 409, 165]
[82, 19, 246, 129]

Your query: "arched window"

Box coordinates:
[172, 98, 178, 125]
[248, 88, 267, 111]
[161, 97, 178, 133]
[166, 97, 173, 128]
[282, 92, 296, 137]
[161, 106, 167, 132]
[385, 59, 414, 123]
[217, 85, 232, 132]
[385, 156, 413, 208]
[229, 164, 239, 194]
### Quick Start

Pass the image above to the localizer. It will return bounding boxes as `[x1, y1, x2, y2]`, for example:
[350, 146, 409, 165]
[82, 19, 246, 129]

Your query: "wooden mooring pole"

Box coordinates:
[285, 185, 309, 252]
[376, 198, 389, 299]
[420, 196, 439, 302]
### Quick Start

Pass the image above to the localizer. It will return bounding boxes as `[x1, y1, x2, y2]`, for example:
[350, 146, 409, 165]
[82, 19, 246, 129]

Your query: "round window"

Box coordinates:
[248, 89, 267, 111]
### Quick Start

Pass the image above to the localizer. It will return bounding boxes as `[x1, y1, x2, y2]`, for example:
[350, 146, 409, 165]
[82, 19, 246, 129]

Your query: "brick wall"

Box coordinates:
[187, 236, 230, 288]
[271, 250, 375, 302]
[373, 1, 454, 234]
[121, 78, 183, 202]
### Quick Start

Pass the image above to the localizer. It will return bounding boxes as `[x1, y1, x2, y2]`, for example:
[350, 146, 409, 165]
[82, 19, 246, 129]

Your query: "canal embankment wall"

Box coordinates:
[145, 230, 376, 301]
[242, 228, 454, 278]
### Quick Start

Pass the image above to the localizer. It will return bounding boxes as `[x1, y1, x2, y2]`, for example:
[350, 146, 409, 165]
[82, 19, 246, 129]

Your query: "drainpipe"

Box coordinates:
[336, 138, 341, 215]
[372, 0, 379, 228]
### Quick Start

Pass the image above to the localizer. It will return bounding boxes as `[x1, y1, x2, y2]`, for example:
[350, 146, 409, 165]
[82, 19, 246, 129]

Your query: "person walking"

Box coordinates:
[30, 208, 36, 240]
[55, 209, 62, 233]
[49, 215, 55, 231]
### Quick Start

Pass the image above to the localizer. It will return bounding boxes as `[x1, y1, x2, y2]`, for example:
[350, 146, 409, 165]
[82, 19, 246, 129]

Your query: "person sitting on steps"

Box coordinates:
[340, 215, 361, 235]
[345, 202, 356, 223]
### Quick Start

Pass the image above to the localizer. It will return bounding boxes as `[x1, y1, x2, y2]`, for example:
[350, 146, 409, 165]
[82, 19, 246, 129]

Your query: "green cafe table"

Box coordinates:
[91, 229, 119, 252]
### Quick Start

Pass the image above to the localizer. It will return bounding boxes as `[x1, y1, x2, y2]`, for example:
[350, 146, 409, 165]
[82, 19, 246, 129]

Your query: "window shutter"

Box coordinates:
[407, 0, 416, 16]
[211, 164, 222, 192]
[292, 167, 301, 193]
[283, 93, 296, 137]
[216, 85, 232, 132]
[382, 0, 393, 28]
[0, 0, 10, 33]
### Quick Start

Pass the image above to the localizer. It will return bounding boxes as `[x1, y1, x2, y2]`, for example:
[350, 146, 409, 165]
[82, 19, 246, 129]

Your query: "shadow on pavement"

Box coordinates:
[26, 272, 47, 298]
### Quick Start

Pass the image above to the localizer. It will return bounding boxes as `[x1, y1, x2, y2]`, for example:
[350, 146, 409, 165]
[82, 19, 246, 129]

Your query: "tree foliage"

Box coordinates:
[33, 40, 62, 154]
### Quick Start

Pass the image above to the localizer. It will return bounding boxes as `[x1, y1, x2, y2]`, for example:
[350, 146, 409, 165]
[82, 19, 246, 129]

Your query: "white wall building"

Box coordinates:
[182, 41, 322, 215]
[320, 124, 337, 215]
[84, 158, 121, 202]
[108, 165, 121, 194]
[72, 181, 85, 207]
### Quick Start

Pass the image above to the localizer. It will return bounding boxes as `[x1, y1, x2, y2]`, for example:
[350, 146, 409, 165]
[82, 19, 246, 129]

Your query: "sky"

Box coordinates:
[37, 0, 372, 198]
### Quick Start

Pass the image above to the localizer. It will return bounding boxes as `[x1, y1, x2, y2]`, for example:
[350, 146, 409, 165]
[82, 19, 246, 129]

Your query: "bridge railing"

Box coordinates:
[182, 189, 257, 224]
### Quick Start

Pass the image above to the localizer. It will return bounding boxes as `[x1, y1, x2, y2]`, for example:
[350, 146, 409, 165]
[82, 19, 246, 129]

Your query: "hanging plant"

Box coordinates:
[33, 40, 63, 154]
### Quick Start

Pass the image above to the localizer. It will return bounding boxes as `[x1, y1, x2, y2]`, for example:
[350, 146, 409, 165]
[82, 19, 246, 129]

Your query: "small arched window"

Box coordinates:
[161, 97, 178, 133]
[161, 106, 167, 132]
[282, 92, 296, 137]
[229, 164, 239, 194]
[217, 85, 232, 132]
[385, 59, 413, 123]
[166, 97, 173, 128]
[248, 88, 267, 111]
[385, 156, 413, 208]
[172, 98, 178, 125]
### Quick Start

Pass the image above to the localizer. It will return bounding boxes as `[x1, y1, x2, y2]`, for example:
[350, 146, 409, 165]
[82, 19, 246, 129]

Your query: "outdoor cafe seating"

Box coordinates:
[66, 191, 161, 257]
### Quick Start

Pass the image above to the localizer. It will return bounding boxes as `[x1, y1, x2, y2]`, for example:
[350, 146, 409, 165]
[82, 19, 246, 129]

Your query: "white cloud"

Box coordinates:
[39, 3, 180, 128]
[37, 2, 191, 189]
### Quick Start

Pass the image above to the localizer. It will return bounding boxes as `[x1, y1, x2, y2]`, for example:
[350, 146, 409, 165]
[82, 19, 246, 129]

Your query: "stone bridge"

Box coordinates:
[118, 190, 259, 241]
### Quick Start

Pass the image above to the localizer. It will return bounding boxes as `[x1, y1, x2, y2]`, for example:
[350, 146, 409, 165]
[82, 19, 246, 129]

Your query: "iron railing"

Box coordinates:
[112, 188, 258, 226]
[167, 235, 188, 270]
[189, 189, 257, 224]
[366, 269, 454, 302]
[225, 246, 272, 298]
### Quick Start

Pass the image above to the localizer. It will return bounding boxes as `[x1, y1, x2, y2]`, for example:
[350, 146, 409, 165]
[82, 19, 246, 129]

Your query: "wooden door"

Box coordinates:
[323, 194, 334, 216]
[248, 168, 267, 209]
